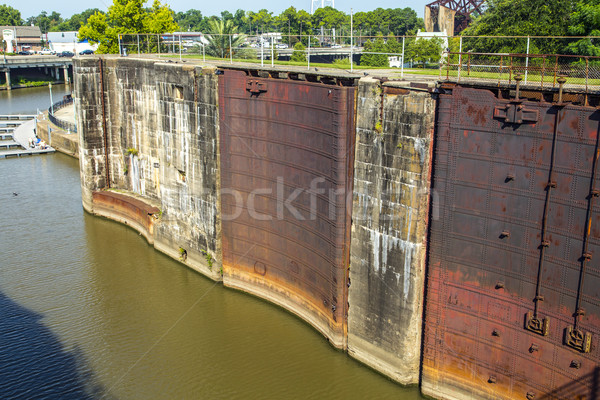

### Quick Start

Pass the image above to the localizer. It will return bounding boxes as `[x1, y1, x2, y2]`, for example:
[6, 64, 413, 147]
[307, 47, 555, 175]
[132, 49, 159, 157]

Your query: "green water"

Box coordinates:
[0, 91, 424, 400]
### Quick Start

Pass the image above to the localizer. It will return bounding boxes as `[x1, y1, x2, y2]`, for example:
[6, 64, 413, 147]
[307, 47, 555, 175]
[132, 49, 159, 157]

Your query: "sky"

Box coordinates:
[8, 0, 427, 20]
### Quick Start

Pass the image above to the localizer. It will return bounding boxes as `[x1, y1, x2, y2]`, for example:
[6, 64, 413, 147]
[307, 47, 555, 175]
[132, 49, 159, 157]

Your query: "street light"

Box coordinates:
[49, 82, 54, 115]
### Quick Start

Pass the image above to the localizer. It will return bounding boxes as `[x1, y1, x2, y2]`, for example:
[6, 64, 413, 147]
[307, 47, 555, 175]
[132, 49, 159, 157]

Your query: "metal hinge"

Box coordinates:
[564, 326, 592, 353]
[494, 103, 539, 124]
[525, 312, 550, 336]
[246, 79, 268, 96]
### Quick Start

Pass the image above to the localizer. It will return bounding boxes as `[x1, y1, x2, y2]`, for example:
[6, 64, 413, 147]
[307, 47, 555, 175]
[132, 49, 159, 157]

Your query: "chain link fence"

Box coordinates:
[117, 33, 600, 90]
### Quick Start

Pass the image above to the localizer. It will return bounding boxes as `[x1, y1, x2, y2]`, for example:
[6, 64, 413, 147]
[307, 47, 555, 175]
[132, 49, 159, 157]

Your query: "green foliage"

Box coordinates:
[0, 4, 22, 25]
[331, 57, 354, 67]
[201, 249, 213, 270]
[26, 11, 62, 33]
[290, 41, 306, 62]
[360, 36, 388, 67]
[126, 148, 138, 156]
[406, 37, 444, 67]
[55, 9, 104, 32]
[205, 19, 246, 58]
[459, 0, 600, 55]
[78, 0, 177, 54]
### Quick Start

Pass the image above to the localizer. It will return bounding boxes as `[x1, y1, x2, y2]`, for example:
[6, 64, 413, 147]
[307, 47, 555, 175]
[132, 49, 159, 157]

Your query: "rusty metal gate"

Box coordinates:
[218, 68, 356, 347]
[423, 86, 600, 400]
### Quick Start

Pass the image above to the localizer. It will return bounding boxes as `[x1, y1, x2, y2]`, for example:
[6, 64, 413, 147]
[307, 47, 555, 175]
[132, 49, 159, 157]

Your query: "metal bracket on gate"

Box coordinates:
[494, 104, 539, 124]
[564, 326, 592, 353]
[246, 79, 268, 96]
[525, 311, 550, 336]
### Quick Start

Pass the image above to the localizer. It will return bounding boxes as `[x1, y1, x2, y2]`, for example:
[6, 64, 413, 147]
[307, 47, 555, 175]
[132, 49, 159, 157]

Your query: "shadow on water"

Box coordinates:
[0, 291, 113, 400]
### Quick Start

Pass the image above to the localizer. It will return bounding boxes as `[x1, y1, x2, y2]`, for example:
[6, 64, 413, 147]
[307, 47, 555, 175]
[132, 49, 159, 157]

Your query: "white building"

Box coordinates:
[46, 32, 97, 53]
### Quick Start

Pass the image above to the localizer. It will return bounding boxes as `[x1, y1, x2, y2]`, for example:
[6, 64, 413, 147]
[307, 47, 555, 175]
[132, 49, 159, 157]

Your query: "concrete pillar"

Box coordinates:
[4, 69, 10, 90]
[55, 67, 59, 81]
[63, 66, 70, 84]
[44, 67, 48, 74]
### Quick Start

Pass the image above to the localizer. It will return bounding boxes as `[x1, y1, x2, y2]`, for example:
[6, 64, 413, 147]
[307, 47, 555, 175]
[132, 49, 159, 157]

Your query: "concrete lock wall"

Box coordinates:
[74, 58, 434, 392]
[348, 78, 435, 385]
[75, 58, 221, 280]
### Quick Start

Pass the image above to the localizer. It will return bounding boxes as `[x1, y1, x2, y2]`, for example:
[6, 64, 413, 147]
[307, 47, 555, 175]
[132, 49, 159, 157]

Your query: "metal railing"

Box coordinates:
[48, 97, 77, 133]
[442, 52, 600, 92]
[116, 33, 600, 88]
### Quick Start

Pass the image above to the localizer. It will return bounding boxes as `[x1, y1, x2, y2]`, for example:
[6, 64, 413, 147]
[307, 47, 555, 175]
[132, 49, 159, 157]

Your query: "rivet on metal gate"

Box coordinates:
[488, 376, 496, 384]
[492, 329, 500, 337]
[570, 360, 582, 369]
[529, 343, 539, 353]
[500, 230, 510, 239]
[331, 304, 336, 312]
[505, 174, 515, 182]
[514, 74, 522, 101]
[495, 281, 505, 289]
[526, 391, 536, 400]
[557, 76, 567, 104]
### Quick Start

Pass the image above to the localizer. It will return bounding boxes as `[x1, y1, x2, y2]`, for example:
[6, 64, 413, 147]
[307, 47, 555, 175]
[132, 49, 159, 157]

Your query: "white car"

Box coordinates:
[38, 48, 55, 55]
[276, 43, 288, 49]
[331, 44, 342, 49]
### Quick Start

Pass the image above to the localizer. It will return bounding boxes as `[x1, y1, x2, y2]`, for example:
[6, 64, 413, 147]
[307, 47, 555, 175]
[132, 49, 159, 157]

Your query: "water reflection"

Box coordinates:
[0, 84, 72, 115]
[0, 291, 112, 399]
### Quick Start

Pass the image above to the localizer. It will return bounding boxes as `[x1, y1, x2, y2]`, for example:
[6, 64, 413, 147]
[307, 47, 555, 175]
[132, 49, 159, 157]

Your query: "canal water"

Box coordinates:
[0, 86, 424, 399]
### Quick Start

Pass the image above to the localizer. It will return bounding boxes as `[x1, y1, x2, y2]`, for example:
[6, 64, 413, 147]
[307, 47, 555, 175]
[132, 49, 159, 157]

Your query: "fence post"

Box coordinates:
[229, 35, 233, 64]
[118, 34, 122, 56]
[137, 34, 140, 55]
[307, 34, 311, 70]
[271, 38, 274, 67]
[203, 41, 205, 62]
[458, 36, 463, 81]
[401, 36, 405, 78]
[179, 34, 182, 61]
[261, 35, 264, 67]
[350, 8, 353, 72]
[525, 36, 530, 84]
[157, 34, 161, 58]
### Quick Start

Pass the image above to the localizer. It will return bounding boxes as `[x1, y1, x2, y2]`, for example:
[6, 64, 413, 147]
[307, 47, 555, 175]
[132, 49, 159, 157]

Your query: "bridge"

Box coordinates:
[1, 56, 73, 90]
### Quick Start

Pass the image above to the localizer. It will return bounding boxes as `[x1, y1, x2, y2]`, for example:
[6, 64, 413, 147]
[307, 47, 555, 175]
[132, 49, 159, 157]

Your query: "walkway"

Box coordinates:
[0, 117, 55, 158]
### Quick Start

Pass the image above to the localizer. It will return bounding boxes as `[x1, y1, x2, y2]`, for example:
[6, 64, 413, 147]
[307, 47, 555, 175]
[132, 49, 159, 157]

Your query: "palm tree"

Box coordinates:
[205, 19, 246, 58]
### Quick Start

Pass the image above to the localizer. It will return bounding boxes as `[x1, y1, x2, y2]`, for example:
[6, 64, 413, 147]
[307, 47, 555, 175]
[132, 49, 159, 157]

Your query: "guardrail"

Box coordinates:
[442, 52, 600, 93]
[48, 97, 77, 133]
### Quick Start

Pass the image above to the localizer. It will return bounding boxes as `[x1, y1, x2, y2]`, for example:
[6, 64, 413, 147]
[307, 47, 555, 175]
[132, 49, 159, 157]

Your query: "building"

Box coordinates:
[46, 31, 97, 53]
[0, 26, 43, 53]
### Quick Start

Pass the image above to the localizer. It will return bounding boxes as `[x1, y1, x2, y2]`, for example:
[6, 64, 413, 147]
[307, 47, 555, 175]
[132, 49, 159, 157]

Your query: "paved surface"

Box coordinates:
[0, 117, 55, 158]
[53, 104, 75, 124]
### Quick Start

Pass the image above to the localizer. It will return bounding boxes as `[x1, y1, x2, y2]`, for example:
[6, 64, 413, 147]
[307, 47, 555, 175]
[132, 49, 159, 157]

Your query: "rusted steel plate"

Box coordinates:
[218, 69, 355, 347]
[423, 86, 600, 400]
[92, 190, 160, 234]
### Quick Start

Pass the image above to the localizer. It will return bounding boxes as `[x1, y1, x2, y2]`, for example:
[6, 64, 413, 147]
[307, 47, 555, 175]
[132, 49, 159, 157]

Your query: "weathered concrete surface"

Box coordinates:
[74, 57, 221, 280]
[348, 78, 435, 385]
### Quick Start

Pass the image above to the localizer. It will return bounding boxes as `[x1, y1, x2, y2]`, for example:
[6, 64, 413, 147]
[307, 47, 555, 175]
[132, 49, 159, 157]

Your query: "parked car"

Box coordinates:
[38, 48, 55, 55]
[331, 44, 342, 49]
[79, 49, 94, 55]
[57, 51, 75, 57]
[18, 50, 33, 55]
[276, 43, 289, 49]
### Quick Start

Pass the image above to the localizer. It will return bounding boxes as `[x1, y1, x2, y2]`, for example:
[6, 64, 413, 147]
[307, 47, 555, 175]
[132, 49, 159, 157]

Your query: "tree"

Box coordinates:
[56, 9, 104, 31]
[567, 0, 600, 56]
[27, 11, 63, 33]
[175, 9, 207, 32]
[460, 0, 576, 54]
[360, 36, 388, 67]
[205, 18, 245, 58]
[290, 41, 306, 62]
[406, 37, 443, 68]
[78, 0, 177, 54]
[0, 4, 22, 26]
